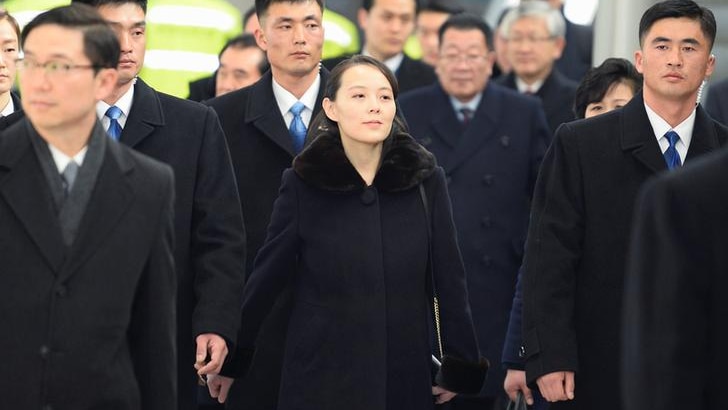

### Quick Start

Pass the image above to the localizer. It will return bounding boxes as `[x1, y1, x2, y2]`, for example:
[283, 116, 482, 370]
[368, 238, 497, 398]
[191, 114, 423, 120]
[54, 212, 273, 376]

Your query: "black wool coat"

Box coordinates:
[522, 93, 728, 410]
[229, 131, 487, 410]
[623, 145, 728, 410]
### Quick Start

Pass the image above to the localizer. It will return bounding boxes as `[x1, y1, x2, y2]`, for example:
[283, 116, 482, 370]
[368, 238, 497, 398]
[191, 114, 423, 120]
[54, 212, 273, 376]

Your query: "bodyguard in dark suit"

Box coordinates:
[0, 11, 22, 131]
[0, 5, 176, 409]
[400, 14, 550, 410]
[204, 0, 328, 407]
[496, 2, 578, 134]
[521, 2, 726, 409]
[704, 77, 728, 125]
[322, 0, 436, 93]
[79, 1, 246, 409]
[622, 145, 728, 410]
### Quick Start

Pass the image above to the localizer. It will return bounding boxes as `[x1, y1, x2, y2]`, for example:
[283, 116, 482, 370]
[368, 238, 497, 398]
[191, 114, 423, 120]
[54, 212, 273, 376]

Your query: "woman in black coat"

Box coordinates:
[207, 55, 487, 409]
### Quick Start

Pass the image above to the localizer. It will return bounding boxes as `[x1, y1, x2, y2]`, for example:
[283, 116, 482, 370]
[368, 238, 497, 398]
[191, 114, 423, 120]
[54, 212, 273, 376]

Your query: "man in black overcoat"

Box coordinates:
[204, 0, 328, 408]
[622, 144, 728, 410]
[521, 2, 728, 409]
[76, 1, 246, 408]
[0, 5, 176, 409]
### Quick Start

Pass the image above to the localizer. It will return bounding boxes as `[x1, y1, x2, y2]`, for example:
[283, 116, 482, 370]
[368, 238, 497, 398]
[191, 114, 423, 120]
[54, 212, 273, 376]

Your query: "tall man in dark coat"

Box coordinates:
[521, 2, 728, 409]
[496, 1, 578, 134]
[0, 5, 176, 409]
[204, 0, 328, 407]
[75, 1, 246, 409]
[322, 0, 436, 93]
[399, 14, 551, 410]
[704, 76, 728, 125]
[623, 144, 728, 410]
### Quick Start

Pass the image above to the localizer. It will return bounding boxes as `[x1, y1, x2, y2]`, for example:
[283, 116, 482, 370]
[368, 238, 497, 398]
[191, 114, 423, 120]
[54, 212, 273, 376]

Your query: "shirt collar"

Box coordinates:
[515, 76, 544, 94]
[644, 101, 695, 148]
[362, 48, 405, 74]
[1, 94, 14, 117]
[271, 72, 321, 117]
[47, 143, 89, 173]
[449, 93, 482, 114]
[96, 77, 136, 128]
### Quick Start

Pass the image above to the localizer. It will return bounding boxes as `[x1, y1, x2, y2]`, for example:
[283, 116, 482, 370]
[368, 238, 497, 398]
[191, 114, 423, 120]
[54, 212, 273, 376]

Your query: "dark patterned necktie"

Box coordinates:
[663, 130, 682, 170]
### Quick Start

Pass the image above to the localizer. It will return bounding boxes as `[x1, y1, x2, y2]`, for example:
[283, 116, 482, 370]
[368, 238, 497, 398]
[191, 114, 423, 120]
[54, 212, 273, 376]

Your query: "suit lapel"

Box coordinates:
[444, 84, 500, 172]
[0, 120, 66, 272]
[121, 79, 165, 148]
[246, 70, 329, 157]
[686, 105, 722, 161]
[620, 93, 667, 173]
[60, 136, 135, 281]
[427, 85, 462, 151]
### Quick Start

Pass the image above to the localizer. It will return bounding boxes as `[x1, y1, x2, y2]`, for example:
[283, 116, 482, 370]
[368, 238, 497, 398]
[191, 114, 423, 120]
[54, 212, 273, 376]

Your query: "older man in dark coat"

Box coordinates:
[521, 2, 727, 409]
[400, 14, 550, 410]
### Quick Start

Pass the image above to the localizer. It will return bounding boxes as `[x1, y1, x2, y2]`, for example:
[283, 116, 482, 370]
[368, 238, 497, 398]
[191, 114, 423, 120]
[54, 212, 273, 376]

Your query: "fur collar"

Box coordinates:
[293, 130, 436, 192]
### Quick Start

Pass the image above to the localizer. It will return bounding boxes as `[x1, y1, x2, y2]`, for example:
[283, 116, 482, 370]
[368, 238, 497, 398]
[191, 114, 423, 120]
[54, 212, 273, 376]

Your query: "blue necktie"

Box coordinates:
[289, 101, 307, 153]
[105, 105, 123, 141]
[663, 130, 682, 170]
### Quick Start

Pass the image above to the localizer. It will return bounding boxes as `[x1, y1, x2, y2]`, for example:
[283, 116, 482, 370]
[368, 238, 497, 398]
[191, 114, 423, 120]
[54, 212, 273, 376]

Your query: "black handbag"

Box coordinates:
[506, 391, 529, 410]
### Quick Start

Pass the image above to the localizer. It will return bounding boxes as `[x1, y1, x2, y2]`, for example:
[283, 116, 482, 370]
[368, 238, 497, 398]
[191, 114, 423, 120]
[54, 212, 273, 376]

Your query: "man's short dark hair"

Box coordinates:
[220, 33, 270, 75]
[243, 5, 257, 27]
[361, 0, 419, 15]
[22, 4, 120, 72]
[72, 0, 147, 14]
[573, 58, 643, 119]
[420, 0, 464, 15]
[438, 13, 493, 51]
[255, 0, 324, 21]
[639, 0, 716, 49]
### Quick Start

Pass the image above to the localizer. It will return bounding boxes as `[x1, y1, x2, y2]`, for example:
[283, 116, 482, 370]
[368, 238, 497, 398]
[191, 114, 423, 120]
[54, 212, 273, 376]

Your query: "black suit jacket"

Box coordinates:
[400, 82, 550, 398]
[555, 19, 594, 83]
[206, 69, 328, 409]
[0, 92, 23, 131]
[122, 79, 245, 410]
[522, 93, 728, 410]
[704, 77, 728, 126]
[497, 69, 578, 134]
[188, 74, 216, 102]
[322, 53, 436, 93]
[623, 145, 728, 410]
[0, 119, 177, 410]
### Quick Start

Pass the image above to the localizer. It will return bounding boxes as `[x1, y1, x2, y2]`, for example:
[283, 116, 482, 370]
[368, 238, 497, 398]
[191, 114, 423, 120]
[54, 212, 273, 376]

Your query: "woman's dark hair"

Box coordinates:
[22, 4, 120, 72]
[573, 58, 643, 119]
[308, 55, 406, 141]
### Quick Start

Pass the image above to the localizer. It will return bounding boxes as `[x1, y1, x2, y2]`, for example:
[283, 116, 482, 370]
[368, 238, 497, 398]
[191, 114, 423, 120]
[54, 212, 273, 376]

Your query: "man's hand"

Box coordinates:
[207, 374, 235, 403]
[194, 333, 228, 376]
[504, 369, 535, 405]
[432, 385, 457, 404]
[536, 371, 575, 402]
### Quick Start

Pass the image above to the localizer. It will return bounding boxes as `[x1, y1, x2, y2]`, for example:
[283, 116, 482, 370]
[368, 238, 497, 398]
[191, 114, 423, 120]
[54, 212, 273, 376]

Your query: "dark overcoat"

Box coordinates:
[497, 69, 578, 134]
[522, 93, 728, 410]
[704, 77, 728, 126]
[229, 131, 486, 410]
[121, 79, 246, 410]
[322, 53, 436, 93]
[0, 92, 23, 131]
[623, 145, 728, 410]
[0, 119, 177, 409]
[206, 69, 329, 409]
[399, 81, 550, 398]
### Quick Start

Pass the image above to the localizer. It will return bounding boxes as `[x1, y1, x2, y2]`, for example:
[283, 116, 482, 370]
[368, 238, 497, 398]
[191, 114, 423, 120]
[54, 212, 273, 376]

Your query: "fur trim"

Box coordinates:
[293, 130, 436, 192]
[435, 355, 489, 395]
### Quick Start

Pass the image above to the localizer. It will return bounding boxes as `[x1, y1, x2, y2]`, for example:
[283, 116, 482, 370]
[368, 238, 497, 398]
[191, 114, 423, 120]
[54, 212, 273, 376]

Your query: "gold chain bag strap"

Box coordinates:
[419, 183, 443, 362]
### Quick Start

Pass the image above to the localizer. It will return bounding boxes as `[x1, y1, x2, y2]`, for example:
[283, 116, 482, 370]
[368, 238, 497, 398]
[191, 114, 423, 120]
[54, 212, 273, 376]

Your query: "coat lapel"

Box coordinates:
[60, 136, 135, 281]
[427, 85, 463, 150]
[246, 69, 329, 157]
[444, 84, 500, 172]
[0, 119, 66, 272]
[685, 105, 722, 161]
[620, 93, 667, 174]
[121, 79, 165, 148]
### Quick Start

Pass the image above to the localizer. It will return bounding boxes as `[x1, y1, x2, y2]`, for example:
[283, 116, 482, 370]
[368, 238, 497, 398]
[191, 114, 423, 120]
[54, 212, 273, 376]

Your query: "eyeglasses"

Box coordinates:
[506, 35, 555, 45]
[440, 54, 489, 66]
[15, 58, 101, 77]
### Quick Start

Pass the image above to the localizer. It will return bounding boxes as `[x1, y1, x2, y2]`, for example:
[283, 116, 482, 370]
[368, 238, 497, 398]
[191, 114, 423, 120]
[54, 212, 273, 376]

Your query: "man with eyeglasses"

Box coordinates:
[496, 1, 578, 134]
[399, 13, 551, 410]
[0, 4, 176, 409]
[71, 1, 246, 410]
